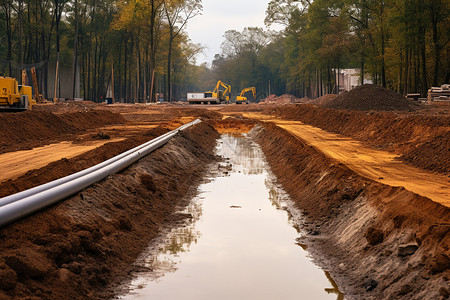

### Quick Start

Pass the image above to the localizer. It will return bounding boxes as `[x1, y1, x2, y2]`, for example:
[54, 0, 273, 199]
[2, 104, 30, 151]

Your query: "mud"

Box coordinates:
[250, 123, 449, 299]
[0, 122, 220, 300]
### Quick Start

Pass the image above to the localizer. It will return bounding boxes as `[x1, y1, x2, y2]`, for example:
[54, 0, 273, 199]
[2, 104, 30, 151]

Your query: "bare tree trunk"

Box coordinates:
[166, 36, 173, 102]
[72, 0, 79, 99]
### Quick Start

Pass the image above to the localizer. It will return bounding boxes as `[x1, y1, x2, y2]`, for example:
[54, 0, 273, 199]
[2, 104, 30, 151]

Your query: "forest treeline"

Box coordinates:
[0, 0, 203, 102]
[212, 0, 449, 99]
[0, 0, 448, 102]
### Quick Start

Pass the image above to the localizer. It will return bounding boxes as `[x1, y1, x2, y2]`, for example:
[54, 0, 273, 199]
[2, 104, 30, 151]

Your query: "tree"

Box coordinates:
[163, 0, 202, 101]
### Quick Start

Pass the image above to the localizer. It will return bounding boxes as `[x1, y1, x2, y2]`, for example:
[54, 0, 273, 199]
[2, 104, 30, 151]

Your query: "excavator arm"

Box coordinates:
[214, 80, 231, 96]
[212, 80, 231, 102]
[237, 87, 256, 104]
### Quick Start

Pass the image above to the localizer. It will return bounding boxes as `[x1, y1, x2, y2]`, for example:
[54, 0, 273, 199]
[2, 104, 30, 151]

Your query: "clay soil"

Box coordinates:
[264, 104, 450, 175]
[250, 123, 449, 299]
[0, 97, 449, 299]
[0, 121, 220, 299]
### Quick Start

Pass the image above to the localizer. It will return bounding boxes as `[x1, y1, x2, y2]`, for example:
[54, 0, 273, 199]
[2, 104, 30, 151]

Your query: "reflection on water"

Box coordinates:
[219, 135, 266, 175]
[120, 134, 344, 300]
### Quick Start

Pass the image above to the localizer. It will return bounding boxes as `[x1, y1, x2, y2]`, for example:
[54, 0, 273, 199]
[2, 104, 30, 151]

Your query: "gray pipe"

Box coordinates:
[0, 119, 200, 207]
[0, 119, 201, 227]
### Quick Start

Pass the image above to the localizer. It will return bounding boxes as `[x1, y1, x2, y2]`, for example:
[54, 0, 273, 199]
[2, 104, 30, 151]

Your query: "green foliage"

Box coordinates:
[0, 0, 204, 102]
[210, 0, 448, 99]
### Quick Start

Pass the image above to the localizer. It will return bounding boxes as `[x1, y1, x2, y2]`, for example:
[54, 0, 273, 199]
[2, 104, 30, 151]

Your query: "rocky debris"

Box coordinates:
[365, 227, 384, 246]
[365, 279, 378, 291]
[398, 243, 419, 257]
[428, 253, 450, 274]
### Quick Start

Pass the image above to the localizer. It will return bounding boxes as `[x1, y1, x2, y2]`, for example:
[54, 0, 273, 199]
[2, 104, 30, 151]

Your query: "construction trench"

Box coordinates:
[0, 99, 449, 299]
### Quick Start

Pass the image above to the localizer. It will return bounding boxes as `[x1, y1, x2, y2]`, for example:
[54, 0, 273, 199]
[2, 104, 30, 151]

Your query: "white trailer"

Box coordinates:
[187, 92, 220, 104]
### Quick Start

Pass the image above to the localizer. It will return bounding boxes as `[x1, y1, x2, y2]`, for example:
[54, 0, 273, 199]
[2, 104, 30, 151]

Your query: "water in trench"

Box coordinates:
[120, 134, 343, 300]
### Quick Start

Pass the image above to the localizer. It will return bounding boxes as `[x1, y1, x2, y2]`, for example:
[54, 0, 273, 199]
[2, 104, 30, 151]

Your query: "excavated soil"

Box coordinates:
[0, 125, 170, 197]
[0, 122, 220, 300]
[266, 104, 450, 175]
[323, 84, 418, 111]
[0, 110, 127, 154]
[0, 101, 449, 299]
[250, 123, 450, 299]
[308, 94, 338, 106]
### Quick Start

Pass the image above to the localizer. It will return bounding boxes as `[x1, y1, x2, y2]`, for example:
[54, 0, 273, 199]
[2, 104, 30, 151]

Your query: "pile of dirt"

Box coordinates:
[260, 94, 308, 105]
[33, 101, 107, 114]
[34, 101, 103, 114]
[261, 94, 278, 103]
[266, 105, 450, 175]
[0, 110, 126, 154]
[251, 123, 450, 299]
[401, 133, 450, 175]
[0, 122, 220, 299]
[308, 94, 338, 106]
[324, 84, 417, 111]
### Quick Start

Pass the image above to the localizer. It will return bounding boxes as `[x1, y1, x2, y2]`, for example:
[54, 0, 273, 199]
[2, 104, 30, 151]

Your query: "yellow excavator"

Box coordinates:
[236, 87, 256, 104]
[206, 80, 231, 104]
[0, 77, 35, 111]
[188, 80, 231, 104]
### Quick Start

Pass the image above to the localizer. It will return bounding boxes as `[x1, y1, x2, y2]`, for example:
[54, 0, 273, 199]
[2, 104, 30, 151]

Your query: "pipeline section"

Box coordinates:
[0, 119, 201, 227]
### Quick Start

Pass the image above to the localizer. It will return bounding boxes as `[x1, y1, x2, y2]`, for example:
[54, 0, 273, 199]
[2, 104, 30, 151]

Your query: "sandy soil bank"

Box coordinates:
[250, 122, 449, 299]
[0, 122, 219, 299]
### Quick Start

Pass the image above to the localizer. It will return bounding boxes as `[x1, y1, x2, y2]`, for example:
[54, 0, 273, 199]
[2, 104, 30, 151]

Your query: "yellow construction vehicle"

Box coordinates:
[30, 67, 45, 103]
[236, 87, 256, 104]
[188, 80, 231, 104]
[0, 77, 35, 111]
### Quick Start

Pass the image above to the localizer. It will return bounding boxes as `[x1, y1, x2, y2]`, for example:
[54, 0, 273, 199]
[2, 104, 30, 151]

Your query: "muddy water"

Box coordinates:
[120, 135, 343, 300]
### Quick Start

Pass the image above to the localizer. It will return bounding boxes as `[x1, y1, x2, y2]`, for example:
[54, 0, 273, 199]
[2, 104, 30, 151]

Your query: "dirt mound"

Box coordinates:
[401, 133, 450, 174]
[324, 84, 417, 111]
[308, 94, 338, 106]
[0, 122, 220, 299]
[260, 94, 308, 104]
[0, 110, 126, 154]
[34, 101, 106, 114]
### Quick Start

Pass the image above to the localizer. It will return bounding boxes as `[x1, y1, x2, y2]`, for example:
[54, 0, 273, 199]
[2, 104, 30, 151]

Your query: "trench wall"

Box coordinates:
[0, 122, 220, 299]
[250, 122, 450, 300]
[265, 105, 450, 175]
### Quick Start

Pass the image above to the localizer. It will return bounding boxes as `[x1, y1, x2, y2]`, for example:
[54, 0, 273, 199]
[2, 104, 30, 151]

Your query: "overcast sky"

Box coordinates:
[186, 0, 282, 65]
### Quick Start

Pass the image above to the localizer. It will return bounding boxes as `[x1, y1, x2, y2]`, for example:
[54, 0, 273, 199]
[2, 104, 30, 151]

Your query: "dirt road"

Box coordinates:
[0, 139, 123, 182]
[243, 114, 449, 207]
